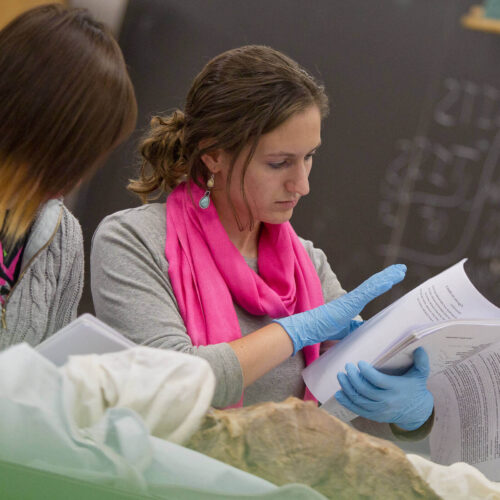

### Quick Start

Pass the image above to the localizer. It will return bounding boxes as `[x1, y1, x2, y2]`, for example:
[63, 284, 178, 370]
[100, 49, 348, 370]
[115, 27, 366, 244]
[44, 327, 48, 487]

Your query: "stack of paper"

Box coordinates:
[36, 314, 135, 366]
[302, 259, 500, 420]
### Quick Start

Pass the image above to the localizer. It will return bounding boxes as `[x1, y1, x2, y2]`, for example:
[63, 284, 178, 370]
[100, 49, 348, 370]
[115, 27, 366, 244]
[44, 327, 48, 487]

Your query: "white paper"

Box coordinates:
[429, 342, 500, 481]
[377, 320, 500, 375]
[36, 314, 135, 366]
[320, 320, 500, 421]
[303, 259, 500, 408]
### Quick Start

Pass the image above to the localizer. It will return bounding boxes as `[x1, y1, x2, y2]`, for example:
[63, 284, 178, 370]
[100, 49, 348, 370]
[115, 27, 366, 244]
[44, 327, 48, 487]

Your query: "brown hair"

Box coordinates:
[0, 4, 137, 246]
[130, 45, 328, 227]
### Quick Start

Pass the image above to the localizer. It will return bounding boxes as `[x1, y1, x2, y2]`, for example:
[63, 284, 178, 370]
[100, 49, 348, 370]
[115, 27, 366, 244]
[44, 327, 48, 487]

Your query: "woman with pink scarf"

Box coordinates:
[91, 46, 433, 435]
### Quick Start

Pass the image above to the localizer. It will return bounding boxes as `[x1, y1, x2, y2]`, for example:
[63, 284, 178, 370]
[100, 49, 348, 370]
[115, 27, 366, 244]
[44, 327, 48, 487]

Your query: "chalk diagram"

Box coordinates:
[379, 79, 500, 301]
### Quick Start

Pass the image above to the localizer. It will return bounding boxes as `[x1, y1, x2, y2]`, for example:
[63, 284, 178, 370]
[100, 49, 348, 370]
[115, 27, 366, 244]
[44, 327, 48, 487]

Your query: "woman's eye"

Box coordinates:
[268, 160, 288, 169]
[268, 153, 315, 169]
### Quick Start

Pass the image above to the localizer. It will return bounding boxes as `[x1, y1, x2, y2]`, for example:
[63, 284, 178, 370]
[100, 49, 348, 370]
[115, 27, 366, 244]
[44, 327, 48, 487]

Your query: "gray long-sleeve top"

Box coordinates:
[90, 203, 346, 408]
[91, 202, 430, 442]
[0, 199, 83, 350]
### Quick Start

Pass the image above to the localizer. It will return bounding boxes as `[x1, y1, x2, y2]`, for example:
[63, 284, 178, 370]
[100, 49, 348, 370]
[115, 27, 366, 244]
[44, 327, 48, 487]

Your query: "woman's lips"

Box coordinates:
[275, 199, 298, 209]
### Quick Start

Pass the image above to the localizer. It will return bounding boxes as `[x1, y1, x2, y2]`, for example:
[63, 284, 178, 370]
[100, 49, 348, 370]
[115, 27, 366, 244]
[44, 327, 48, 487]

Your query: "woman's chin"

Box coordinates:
[262, 209, 294, 225]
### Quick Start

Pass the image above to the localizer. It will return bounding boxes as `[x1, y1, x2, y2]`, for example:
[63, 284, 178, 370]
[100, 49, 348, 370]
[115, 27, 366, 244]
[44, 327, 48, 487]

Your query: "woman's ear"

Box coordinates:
[200, 149, 224, 174]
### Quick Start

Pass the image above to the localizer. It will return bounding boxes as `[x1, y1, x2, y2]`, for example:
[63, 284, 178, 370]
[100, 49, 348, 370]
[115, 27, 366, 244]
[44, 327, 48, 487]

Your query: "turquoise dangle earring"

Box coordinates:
[199, 173, 215, 209]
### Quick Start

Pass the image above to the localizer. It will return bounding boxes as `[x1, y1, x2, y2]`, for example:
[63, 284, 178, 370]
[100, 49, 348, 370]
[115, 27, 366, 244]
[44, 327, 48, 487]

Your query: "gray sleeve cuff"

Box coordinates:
[196, 343, 244, 408]
[389, 409, 435, 441]
[143, 337, 244, 409]
[350, 411, 434, 442]
[350, 417, 397, 441]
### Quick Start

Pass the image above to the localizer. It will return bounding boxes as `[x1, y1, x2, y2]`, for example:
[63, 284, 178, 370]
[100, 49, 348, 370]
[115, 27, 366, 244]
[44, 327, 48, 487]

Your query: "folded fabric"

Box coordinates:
[0, 343, 324, 499]
[407, 454, 500, 500]
[61, 345, 215, 443]
[3, 343, 499, 499]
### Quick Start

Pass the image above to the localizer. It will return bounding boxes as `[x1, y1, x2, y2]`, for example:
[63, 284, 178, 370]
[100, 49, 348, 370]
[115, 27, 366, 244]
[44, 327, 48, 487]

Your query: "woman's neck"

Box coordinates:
[212, 197, 260, 259]
[230, 225, 260, 259]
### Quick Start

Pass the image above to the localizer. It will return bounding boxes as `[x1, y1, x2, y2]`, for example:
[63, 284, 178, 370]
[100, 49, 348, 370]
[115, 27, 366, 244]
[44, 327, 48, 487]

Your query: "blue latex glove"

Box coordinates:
[274, 264, 406, 355]
[334, 347, 434, 431]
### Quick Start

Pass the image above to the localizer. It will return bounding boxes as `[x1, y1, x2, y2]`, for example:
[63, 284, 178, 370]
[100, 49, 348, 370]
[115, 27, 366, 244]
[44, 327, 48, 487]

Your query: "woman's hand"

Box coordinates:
[274, 264, 406, 355]
[334, 347, 434, 431]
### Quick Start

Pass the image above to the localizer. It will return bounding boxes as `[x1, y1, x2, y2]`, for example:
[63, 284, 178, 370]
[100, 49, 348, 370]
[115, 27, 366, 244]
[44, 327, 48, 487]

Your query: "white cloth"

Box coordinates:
[61, 345, 215, 444]
[6, 343, 499, 499]
[0, 344, 299, 497]
[407, 454, 500, 500]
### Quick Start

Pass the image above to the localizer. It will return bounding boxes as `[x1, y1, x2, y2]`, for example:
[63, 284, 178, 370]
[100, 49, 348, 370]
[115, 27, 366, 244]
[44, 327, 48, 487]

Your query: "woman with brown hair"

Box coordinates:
[91, 46, 433, 435]
[0, 4, 137, 348]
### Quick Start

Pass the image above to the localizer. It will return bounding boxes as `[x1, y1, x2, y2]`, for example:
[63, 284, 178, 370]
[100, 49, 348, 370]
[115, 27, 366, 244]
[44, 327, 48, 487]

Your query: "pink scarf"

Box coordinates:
[165, 181, 322, 404]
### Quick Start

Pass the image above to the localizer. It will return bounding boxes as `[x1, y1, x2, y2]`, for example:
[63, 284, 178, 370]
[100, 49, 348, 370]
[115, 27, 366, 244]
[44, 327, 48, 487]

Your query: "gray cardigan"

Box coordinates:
[0, 199, 84, 350]
[91, 203, 348, 408]
[91, 203, 415, 441]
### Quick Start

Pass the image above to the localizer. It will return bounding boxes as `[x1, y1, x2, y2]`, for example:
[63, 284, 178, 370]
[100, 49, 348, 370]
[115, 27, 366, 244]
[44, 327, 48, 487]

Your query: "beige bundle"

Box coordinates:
[187, 397, 440, 500]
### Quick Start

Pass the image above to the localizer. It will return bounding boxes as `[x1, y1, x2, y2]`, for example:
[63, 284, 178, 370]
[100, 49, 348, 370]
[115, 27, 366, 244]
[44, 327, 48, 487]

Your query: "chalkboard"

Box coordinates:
[75, 0, 500, 315]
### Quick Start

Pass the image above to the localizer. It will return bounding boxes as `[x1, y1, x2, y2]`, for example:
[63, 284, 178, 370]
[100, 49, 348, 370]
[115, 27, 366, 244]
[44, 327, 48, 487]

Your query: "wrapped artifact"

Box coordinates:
[186, 397, 441, 500]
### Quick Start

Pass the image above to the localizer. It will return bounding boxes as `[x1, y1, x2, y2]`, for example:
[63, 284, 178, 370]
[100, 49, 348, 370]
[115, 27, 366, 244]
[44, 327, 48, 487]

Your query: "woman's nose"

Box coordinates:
[286, 162, 310, 196]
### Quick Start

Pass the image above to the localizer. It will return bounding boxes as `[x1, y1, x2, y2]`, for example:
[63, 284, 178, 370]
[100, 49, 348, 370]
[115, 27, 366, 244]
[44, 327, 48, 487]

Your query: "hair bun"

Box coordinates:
[151, 109, 185, 133]
[171, 109, 186, 130]
[131, 109, 188, 199]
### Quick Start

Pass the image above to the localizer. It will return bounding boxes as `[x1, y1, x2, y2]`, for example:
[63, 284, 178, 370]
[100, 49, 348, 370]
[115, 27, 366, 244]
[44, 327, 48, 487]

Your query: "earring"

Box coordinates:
[199, 174, 215, 209]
